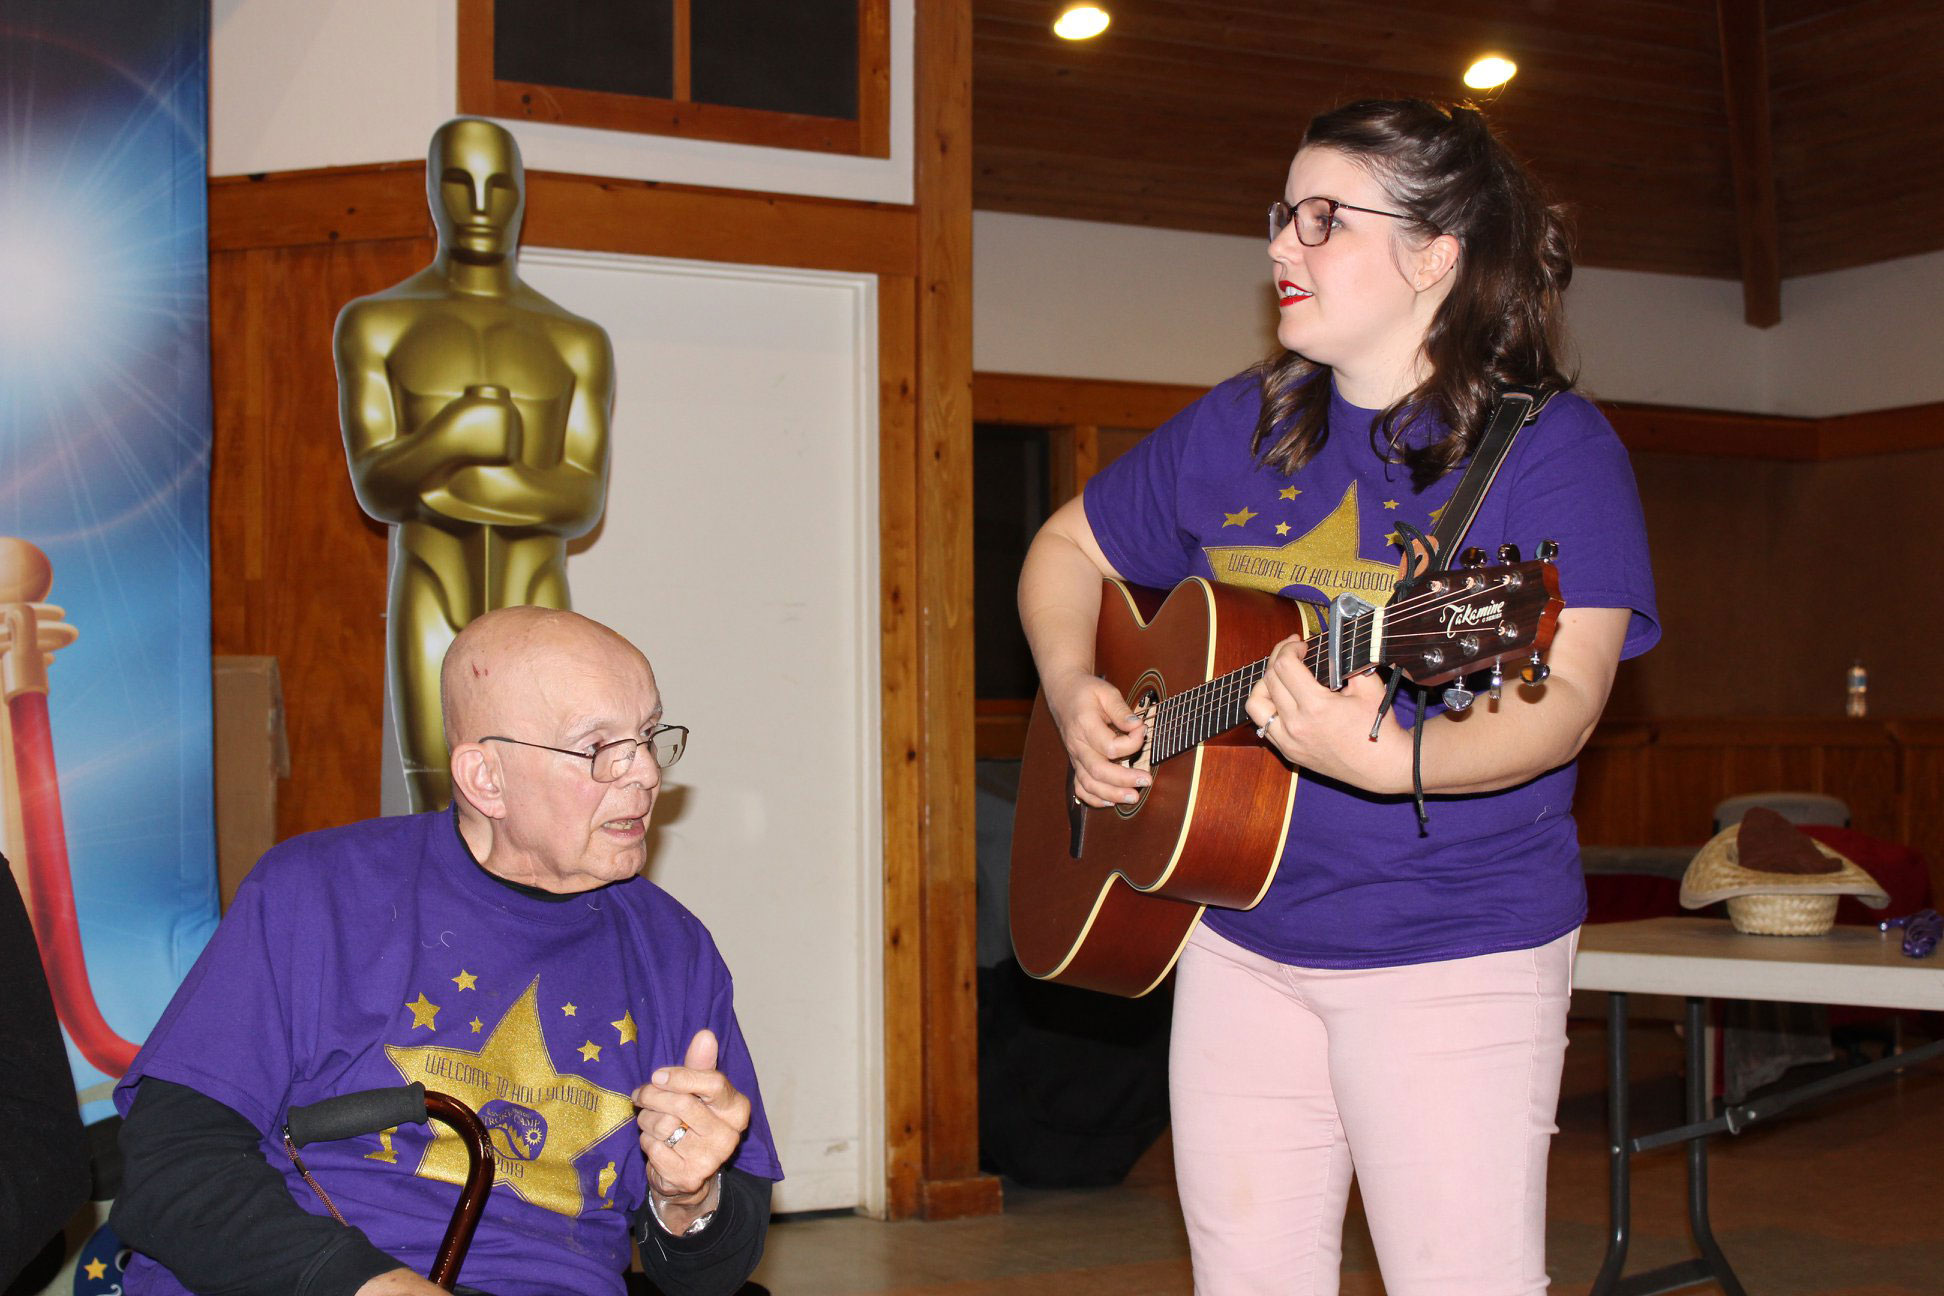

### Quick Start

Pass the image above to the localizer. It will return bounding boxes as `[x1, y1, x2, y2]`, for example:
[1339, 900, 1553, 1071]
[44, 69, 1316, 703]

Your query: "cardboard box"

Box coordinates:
[212, 655, 288, 910]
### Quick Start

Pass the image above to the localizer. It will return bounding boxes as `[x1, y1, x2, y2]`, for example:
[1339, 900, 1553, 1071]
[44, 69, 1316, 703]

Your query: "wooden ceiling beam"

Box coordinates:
[1717, 0, 1783, 326]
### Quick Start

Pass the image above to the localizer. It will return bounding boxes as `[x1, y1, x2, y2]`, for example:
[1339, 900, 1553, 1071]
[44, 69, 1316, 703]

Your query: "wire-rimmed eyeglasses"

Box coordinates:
[1269, 196, 1414, 246]
[479, 725, 689, 782]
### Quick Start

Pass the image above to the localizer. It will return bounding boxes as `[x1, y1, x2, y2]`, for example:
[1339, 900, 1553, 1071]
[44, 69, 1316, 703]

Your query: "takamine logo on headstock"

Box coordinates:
[1379, 541, 1564, 706]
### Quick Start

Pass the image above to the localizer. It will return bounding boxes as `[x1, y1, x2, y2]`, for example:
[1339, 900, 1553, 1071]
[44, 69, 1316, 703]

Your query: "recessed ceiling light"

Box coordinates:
[1464, 55, 1517, 90]
[1054, 5, 1111, 41]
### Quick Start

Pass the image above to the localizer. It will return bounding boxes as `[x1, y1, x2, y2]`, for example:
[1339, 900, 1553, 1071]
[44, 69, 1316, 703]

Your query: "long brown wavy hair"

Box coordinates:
[1252, 99, 1575, 488]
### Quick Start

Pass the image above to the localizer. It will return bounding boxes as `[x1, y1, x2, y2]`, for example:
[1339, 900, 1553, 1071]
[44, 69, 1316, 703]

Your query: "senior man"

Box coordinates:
[112, 607, 779, 1296]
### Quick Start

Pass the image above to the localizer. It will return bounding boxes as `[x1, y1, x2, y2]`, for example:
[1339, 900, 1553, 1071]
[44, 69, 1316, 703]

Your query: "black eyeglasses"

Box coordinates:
[1269, 196, 1414, 246]
[478, 725, 689, 782]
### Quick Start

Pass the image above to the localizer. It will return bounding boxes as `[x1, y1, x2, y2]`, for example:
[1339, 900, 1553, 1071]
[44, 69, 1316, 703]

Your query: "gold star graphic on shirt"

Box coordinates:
[83, 1260, 107, 1281]
[1222, 506, 1257, 528]
[386, 978, 637, 1218]
[1275, 522, 1291, 536]
[452, 970, 478, 991]
[612, 1010, 638, 1044]
[470, 1018, 484, 1033]
[1278, 486, 1300, 500]
[1202, 484, 1399, 603]
[562, 1002, 577, 1017]
[406, 993, 440, 1031]
[580, 1040, 602, 1062]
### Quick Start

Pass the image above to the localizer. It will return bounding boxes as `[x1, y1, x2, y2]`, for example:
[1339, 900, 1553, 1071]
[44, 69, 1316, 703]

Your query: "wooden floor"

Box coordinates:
[752, 1017, 1944, 1294]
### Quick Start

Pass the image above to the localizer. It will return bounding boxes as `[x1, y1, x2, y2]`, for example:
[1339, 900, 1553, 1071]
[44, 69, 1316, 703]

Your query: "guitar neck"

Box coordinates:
[1148, 607, 1378, 765]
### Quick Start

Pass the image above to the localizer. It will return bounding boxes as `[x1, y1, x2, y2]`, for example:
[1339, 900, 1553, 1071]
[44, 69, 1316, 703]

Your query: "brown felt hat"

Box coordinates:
[1680, 807, 1887, 934]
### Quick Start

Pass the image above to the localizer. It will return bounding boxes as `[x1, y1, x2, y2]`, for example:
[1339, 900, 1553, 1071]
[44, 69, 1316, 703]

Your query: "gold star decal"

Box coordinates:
[470, 1017, 484, 1033]
[612, 1010, 638, 1044]
[579, 1040, 601, 1062]
[562, 1002, 577, 1017]
[386, 978, 637, 1218]
[452, 970, 478, 991]
[1275, 522, 1291, 536]
[1222, 506, 1258, 528]
[1383, 499, 1400, 509]
[84, 1260, 107, 1281]
[1202, 484, 1399, 603]
[406, 993, 440, 1031]
[1279, 486, 1300, 500]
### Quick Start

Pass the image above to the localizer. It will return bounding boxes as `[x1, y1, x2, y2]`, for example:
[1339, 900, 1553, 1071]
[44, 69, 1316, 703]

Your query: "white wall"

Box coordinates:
[974, 210, 1944, 418]
[209, 0, 914, 204]
[1771, 248, 1944, 417]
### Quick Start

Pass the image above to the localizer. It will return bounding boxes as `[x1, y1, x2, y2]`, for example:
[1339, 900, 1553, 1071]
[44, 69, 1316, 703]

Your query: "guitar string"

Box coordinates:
[1144, 575, 1546, 764]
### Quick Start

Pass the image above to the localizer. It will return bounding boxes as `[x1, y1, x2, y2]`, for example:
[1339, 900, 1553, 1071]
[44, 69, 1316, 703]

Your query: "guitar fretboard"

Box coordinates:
[1147, 609, 1381, 765]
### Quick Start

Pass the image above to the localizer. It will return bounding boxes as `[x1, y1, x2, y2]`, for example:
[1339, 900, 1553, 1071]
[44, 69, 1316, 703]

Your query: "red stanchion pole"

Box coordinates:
[10, 689, 138, 1074]
[1, 540, 140, 1077]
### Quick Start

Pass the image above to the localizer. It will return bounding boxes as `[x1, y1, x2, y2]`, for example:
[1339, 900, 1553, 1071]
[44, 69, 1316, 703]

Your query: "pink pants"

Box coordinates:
[1169, 923, 1579, 1296]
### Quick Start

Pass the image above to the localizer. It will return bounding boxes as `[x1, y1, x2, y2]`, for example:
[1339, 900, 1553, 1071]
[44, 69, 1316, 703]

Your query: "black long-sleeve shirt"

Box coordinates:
[113, 1078, 769, 1296]
[0, 858, 91, 1289]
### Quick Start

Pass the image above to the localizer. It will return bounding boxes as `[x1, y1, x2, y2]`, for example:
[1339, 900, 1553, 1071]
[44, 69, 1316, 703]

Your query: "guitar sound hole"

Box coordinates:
[1116, 687, 1160, 819]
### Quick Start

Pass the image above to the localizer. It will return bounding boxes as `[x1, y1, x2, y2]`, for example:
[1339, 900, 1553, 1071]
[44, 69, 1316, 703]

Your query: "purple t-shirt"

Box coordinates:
[114, 810, 782, 1296]
[1084, 374, 1659, 968]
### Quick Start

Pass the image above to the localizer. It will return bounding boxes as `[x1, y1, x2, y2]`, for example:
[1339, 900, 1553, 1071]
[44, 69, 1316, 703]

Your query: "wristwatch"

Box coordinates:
[651, 1173, 722, 1237]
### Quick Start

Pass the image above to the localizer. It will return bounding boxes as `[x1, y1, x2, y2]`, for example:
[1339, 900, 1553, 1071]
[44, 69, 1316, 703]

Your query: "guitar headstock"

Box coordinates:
[1380, 548, 1564, 688]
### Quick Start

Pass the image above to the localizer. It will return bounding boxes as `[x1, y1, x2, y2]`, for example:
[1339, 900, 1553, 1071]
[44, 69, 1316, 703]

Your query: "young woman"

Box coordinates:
[1017, 99, 1659, 1294]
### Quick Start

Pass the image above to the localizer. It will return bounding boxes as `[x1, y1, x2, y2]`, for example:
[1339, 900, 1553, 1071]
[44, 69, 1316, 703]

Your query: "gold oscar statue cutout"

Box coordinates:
[335, 118, 614, 811]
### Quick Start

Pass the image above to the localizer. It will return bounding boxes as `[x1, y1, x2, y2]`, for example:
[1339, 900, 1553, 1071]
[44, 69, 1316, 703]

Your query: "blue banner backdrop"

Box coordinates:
[0, 0, 217, 1121]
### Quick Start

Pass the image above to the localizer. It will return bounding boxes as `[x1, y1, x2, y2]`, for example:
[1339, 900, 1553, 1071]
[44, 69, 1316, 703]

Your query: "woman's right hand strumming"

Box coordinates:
[1020, 494, 1153, 809]
[1044, 668, 1150, 809]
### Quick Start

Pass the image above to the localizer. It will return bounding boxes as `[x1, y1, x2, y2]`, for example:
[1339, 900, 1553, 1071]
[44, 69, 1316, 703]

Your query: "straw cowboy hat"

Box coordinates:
[1680, 806, 1888, 935]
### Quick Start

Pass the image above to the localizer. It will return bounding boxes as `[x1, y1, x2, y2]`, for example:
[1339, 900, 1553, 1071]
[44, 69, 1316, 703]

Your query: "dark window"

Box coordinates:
[974, 424, 1054, 700]
[693, 0, 859, 120]
[493, 0, 676, 102]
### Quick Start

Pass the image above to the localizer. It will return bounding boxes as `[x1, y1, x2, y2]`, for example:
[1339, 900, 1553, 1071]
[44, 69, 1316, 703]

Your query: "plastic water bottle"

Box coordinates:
[1845, 660, 1868, 718]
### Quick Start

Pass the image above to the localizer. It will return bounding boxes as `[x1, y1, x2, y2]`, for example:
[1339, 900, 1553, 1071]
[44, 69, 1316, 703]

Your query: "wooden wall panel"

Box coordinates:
[1576, 718, 1931, 877]
[1891, 721, 1944, 903]
[210, 238, 426, 842]
[876, 274, 924, 1219]
[1571, 722, 1651, 846]
[912, 0, 1001, 1222]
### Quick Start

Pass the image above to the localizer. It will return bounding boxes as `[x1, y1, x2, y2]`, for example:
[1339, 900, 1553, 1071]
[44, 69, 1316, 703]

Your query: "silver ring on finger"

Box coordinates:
[665, 1124, 689, 1149]
[1255, 710, 1278, 739]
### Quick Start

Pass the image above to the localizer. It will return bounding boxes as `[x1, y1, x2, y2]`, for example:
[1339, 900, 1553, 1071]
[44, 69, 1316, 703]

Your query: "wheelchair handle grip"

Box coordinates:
[284, 1083, 429, 1148]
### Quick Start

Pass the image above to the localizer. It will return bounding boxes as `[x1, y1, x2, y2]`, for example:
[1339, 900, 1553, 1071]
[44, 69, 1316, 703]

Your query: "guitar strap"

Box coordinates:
[1383, 384, 1555, 834]
[1424, 384, 1555, 570]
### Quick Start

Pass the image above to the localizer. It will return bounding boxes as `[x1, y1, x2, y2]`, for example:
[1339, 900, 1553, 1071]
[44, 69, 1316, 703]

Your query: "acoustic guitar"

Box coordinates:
[1008, 547, 1564, 997]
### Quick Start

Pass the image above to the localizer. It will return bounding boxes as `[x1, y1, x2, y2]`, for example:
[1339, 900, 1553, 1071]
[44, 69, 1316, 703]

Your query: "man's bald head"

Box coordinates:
[441, 606, 651, 749]
[442, 607, 666, 893]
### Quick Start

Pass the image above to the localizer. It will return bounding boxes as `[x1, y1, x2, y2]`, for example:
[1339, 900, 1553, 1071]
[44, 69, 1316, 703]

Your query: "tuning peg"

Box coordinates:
[1442, 684, 1475, 712]
[1519, 649, 1551, 685]
[1488, 661, 1504, 700]
[1497, 542, 1521, 564]
[1460, 546, 1488, 569]
[1536, 539, 1559, 562]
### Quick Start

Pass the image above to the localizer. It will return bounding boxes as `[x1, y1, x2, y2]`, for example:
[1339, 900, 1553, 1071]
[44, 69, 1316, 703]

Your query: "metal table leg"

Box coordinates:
[1589, 991, 1632, 1295]
[1590, 994, 1748, 1296]
[1681, 996, 1746, 1296]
